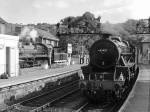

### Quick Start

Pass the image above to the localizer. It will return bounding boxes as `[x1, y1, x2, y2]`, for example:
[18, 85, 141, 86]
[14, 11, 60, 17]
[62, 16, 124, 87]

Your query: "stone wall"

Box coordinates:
[0, 72, 79, 111]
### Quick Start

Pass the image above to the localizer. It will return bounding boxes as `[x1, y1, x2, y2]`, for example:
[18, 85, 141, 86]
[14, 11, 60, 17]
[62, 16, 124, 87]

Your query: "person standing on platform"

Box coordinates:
[79, 53, 84, 64]
[85, 54, 89, 64]
[67, 43, 72, 65]
[67, 53, 71, 65]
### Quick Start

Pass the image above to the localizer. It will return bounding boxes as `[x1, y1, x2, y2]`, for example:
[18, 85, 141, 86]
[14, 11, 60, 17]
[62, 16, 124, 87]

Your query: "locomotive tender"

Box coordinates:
[79, 34, 139, 101]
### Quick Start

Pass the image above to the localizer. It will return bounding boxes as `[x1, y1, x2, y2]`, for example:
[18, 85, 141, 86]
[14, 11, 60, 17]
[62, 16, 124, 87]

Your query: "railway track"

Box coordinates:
[4, 72, 136, 112]
[73, 102, 88, 112]
[74, 100, 122, 112]
[5, 84, 134, 112]
[5, 80, 79, 112]
[44, 86, 133, 112]
[43, 90, 88, 112]
[40, 91, 121, 112]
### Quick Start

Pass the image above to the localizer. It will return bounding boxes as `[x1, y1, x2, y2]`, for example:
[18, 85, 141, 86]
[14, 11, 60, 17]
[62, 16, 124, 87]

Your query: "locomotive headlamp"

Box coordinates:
[119, 72, 125, 81]
[78, 71, 84, 80]
[99, 74, 103, 81]
[99, 75, 103, 78]
[79, 81, 86, 89]
[102, 61, 105, 65]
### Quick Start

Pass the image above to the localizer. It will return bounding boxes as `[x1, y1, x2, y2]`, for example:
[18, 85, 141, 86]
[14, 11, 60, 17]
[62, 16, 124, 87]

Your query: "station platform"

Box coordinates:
[0, 64, 83, 88]
[119, 65, 150, 112]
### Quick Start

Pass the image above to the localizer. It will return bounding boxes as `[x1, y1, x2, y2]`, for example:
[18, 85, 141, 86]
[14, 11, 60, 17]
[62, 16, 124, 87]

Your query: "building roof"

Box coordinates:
[35, 28, 59, 41]
[0, 17, 7, 24]
[0, 34, 19, 41]
[141, 34, 150, 43]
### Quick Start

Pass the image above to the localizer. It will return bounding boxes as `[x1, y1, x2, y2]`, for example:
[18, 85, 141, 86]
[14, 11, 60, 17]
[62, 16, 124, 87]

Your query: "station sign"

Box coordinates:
[67, 43, 72, 53]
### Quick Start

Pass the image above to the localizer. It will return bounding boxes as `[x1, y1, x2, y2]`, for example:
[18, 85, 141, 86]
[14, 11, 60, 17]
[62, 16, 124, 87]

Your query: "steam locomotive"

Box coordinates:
[19, 43, 67, 68]
[79, 34, 139, 101]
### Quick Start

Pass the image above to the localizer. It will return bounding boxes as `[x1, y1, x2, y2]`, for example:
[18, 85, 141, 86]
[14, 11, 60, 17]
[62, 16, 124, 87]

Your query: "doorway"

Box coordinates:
[6, 47, 10, 76]
[148, 51, 150, 64]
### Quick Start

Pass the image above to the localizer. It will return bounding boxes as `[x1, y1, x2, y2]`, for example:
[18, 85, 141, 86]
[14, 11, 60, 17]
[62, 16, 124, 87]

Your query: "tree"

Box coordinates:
[122, 19, 138, 35]
[57, 12, 102, 54]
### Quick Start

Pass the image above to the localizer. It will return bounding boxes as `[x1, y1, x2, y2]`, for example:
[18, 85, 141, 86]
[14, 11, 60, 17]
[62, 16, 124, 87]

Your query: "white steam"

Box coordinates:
[20, 26, 38, 42]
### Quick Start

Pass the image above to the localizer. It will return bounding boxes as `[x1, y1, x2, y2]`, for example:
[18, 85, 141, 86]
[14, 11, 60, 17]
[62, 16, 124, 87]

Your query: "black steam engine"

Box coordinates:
[19, 43, 67, 68]
[79, 34, 139, 101]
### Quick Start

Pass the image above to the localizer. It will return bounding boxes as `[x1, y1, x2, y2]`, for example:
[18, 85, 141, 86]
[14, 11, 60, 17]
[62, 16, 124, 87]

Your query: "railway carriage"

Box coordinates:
[79, 34, 139, 101]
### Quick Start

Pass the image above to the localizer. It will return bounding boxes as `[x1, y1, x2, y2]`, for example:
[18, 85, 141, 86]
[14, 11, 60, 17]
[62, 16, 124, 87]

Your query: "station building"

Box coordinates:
[0, 18, 20, 78]
[0, 18, 21, 77]
[0, 17, 59, 47]
[0, 34, 19, 77]
[0, 17, 7, 34]
[0, 17, 59, 78]
[21, 26, 59, 47]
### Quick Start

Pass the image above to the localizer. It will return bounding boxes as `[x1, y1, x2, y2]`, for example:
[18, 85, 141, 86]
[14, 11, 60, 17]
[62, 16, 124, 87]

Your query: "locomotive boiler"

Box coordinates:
[79, 34, 139, 101]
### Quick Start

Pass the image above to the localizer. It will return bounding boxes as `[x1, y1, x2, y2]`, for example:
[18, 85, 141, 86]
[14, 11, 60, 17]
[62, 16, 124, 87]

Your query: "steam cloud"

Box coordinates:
[20, 26, 38, 42]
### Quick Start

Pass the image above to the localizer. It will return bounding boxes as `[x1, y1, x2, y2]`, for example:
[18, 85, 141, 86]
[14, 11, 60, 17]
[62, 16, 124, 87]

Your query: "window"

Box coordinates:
[15, 26, 21, 35]
[36, 37, 42, 43]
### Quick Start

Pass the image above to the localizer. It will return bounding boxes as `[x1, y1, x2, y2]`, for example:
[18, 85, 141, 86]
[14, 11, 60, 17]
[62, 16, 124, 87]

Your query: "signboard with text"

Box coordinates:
[67, 43, 72, 53]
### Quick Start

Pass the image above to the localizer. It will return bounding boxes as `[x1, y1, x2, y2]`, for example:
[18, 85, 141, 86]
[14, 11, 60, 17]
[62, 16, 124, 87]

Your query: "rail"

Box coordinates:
[73, 102, 88, 112]
[5, 80, 77, 111]
[30, 89, 79, 112]
[6, 80, 79, 112]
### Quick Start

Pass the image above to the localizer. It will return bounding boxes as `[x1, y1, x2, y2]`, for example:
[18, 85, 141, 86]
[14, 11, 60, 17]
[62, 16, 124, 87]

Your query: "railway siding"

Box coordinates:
[0, 64, 83, 111]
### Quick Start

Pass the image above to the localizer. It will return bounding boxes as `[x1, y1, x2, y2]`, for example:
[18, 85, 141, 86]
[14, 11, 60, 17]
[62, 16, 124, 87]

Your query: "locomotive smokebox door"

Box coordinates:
[90, 39, 119, 69]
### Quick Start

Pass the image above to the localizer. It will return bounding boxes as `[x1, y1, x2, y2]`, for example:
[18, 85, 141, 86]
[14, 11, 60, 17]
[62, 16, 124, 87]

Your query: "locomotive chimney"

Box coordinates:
[102, 33, 112, 39]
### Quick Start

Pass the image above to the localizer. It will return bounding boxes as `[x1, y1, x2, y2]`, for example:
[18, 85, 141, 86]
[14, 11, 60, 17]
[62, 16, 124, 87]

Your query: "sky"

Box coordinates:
[0, 0, 150, 24]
